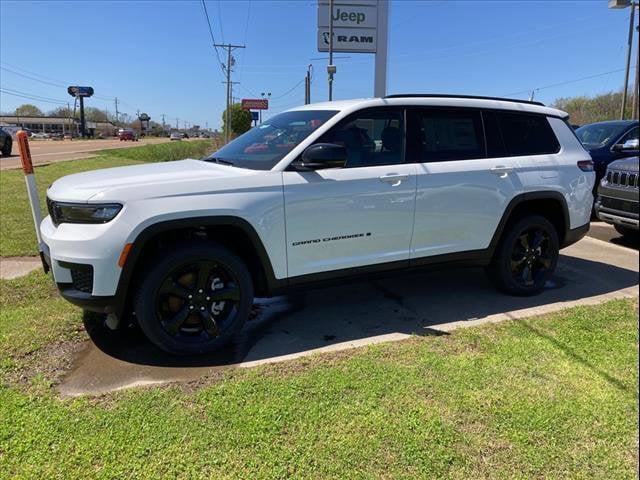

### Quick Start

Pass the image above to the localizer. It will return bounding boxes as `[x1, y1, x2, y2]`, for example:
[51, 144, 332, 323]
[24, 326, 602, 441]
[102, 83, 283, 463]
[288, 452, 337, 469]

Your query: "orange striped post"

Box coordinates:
[17, 131, 45, 251]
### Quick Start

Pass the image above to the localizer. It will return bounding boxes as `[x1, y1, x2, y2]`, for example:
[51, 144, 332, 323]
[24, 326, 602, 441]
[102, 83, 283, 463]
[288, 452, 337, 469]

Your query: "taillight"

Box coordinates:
[577, 160, 594, 172]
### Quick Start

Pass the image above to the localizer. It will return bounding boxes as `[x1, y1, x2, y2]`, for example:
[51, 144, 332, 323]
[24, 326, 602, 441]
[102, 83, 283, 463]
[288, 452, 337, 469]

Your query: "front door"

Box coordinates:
[283, 107, 417, 278]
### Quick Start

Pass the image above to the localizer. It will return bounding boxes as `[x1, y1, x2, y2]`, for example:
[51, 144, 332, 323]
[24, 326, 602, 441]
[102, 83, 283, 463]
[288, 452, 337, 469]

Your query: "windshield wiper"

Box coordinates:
[205, 157, 234, 166]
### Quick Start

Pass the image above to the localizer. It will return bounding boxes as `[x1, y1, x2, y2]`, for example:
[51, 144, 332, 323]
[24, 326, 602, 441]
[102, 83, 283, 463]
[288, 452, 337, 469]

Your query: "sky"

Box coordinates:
[0, 0, 636, 130]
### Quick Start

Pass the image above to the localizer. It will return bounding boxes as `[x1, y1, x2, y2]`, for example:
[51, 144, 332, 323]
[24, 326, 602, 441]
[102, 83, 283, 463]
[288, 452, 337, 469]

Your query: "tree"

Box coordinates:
[551, 89, 633, 125]
[14, 104, 43, 117]
[222, 103, 252, 137]
[48, 106, 74, 118]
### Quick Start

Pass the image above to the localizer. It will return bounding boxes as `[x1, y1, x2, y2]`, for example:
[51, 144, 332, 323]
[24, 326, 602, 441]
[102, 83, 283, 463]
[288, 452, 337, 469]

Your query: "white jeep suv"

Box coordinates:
[42, 95, 594, 355]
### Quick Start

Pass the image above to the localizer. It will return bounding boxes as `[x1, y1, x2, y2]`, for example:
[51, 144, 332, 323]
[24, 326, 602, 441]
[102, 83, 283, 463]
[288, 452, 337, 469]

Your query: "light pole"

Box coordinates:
[609, 0, 639, 119]
[260, 92, 271, 123]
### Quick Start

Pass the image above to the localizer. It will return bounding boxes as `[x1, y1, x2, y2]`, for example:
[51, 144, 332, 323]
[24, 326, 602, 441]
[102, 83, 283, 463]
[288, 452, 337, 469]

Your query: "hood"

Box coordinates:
[607, 156, 639, 173]
[47, 159, 257, 203]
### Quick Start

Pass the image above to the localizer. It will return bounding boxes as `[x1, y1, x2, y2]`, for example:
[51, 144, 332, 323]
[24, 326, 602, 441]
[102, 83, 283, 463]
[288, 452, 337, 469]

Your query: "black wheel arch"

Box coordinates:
[115, 216, 282, 319]
[488, 191, 573, 255]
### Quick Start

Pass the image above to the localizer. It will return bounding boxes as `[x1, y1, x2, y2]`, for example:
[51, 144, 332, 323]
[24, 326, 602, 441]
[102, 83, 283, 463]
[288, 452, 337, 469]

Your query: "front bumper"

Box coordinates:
[594, 191, 639, 231]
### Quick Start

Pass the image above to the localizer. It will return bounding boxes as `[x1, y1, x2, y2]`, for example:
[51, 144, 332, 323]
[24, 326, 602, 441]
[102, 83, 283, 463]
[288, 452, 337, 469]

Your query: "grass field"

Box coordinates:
[0, 140, 215, 257]
[1, 268, 637, 479]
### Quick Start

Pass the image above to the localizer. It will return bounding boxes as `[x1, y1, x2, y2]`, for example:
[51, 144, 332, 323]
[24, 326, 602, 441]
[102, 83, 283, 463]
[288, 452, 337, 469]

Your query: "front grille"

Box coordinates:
[600, 196, 639, 215]
[70, 266, 94, 293]
[606, 170, 639, 188]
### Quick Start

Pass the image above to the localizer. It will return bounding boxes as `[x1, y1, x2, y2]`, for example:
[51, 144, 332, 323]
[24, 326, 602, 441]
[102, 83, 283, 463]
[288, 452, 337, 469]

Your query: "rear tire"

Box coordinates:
[134, 242, 253, 355]
[486, 215, 559, 296]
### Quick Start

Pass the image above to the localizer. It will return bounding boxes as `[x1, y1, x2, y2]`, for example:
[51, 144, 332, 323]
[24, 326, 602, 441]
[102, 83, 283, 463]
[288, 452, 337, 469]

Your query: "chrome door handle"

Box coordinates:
[379, 174, 410, 186]
[490, 165, 514, 177]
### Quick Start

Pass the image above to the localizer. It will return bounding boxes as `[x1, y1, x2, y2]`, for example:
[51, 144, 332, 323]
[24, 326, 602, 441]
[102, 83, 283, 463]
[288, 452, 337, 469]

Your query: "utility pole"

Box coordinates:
[374, 0, 389, 98]
[328, 0, 335, 101]
[161, 113, 166, 132]
[633, 24, 639, 119]
[305, 64, 313, 104]
[621, 4, 636, 119]
[176, 118, 179, 129]
[114, 97, 119, 126]
[214, 43, 245, 142]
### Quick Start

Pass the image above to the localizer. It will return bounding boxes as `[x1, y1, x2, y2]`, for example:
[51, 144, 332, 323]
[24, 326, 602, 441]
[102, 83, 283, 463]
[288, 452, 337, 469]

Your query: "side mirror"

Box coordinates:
[613, 138, 639, 151]
[295, 143, 347, 170]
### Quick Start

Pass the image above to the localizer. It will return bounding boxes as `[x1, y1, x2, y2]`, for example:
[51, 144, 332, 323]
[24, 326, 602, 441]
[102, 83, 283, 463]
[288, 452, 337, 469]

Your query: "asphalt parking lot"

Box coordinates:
[0, 137, 198, 170]
[58, 232, 639, 396]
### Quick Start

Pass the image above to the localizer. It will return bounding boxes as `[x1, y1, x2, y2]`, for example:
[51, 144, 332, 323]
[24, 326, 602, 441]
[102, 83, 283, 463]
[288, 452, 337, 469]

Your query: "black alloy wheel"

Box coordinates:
[135, 242, 253, 355]
[508, 227, 554, 288]
[486, 215, 559, 296]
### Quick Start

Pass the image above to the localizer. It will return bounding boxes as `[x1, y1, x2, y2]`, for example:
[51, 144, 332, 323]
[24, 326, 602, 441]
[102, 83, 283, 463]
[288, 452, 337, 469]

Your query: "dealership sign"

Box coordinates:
[67, 86, 94, 98]
[317, 0, 378, 53]
[241, 99, 268, 110]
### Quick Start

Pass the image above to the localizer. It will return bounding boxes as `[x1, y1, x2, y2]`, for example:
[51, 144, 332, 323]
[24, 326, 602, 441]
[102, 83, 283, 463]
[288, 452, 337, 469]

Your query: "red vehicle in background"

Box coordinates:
[118, 129, 138, 141]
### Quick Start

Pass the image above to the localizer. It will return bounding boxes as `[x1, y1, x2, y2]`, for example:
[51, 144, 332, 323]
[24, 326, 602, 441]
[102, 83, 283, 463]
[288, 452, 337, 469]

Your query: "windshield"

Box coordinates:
[575, 123, 627, 149]
[203, 110, 339, 170]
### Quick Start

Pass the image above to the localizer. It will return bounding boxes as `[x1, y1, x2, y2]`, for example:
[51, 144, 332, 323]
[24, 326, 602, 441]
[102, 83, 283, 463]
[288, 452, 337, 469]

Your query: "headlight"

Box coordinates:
[47, 199, 122, 226]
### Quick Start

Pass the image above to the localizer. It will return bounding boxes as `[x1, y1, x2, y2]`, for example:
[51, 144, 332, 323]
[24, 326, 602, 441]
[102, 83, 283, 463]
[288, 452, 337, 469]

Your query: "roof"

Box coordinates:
[288, 96, 567, 118]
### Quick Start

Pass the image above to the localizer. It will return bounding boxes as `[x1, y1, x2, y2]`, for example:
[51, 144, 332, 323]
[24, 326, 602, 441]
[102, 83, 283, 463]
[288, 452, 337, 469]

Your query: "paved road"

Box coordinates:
[0, 137, 194, 170]
[58, 235, 639, 396]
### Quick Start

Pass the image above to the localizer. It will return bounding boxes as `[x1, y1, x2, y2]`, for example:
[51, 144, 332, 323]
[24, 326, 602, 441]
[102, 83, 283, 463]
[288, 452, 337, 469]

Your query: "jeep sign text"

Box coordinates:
[317, 4, 377, 29]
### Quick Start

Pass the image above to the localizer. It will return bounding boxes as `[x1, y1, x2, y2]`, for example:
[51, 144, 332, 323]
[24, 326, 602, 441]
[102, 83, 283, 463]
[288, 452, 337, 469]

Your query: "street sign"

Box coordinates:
[67, 86, 94, 98]
[251, 111, 259, 121]
[138, 113, 150, 121]
[317, 28, 376, 53]
[241, 99, 269, 110]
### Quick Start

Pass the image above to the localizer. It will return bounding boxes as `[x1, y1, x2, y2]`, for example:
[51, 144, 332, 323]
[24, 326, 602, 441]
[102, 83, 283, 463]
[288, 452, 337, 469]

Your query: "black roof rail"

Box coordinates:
[383, 93, 545, 107]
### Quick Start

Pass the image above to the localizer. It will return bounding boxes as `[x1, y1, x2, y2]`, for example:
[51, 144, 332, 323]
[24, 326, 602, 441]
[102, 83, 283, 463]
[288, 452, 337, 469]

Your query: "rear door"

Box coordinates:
[407, 107, 522, 260]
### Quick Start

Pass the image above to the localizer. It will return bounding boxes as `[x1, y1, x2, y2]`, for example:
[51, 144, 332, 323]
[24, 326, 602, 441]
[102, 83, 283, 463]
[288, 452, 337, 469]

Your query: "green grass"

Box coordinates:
[0, 270, 637, 478]
[0, 140, 215, 257]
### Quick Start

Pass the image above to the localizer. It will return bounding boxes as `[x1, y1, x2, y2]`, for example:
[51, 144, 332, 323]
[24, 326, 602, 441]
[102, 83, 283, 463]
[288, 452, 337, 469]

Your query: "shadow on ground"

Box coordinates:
[57, 246, 638, 396]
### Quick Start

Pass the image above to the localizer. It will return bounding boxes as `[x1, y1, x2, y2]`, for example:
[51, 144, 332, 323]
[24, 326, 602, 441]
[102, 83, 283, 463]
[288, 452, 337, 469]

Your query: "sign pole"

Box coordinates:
[374, 0, 388, 98]
[16, 131, 46, 262]
[328, 0, 335, 101]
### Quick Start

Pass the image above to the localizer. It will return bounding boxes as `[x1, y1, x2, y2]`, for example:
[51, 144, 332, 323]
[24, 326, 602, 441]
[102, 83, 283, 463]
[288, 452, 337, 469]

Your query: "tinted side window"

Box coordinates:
[409, 108, 484, 162]
[318, 108, 404, 167]
[482, 111, 508, 158]
[497, 113, 560, 156]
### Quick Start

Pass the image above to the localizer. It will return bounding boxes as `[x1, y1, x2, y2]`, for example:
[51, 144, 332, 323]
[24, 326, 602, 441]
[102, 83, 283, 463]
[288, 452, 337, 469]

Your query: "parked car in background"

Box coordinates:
[170, 132, 182, 141]
[595, 155, 639, 239]
[118, 129, 138, 141]
[0, 127, 12, 155]
[575, 120, 639, 191]
[31, 132, 50, 139]
[50, 132, 64, 140]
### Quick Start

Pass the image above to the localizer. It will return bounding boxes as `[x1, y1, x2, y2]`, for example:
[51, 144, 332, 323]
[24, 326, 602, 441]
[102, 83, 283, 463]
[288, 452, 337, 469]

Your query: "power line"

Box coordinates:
[216, 0, 225, 44]
[503, 67, 632, 97]
[200, 0, 226, 78]
[271, 78, 305, 100]
[0, 87, 68, 105]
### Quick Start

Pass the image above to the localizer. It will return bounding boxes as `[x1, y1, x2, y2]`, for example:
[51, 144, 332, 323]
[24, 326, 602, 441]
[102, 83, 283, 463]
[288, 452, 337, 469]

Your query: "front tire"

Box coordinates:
[486, 215, 559, 296]
[134, 242, 253, 355]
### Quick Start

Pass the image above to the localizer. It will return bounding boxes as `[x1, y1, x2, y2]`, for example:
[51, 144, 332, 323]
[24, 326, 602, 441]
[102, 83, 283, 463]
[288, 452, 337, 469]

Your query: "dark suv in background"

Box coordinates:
[595, 155, 639, 239]
[575, 120, 639, 190]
